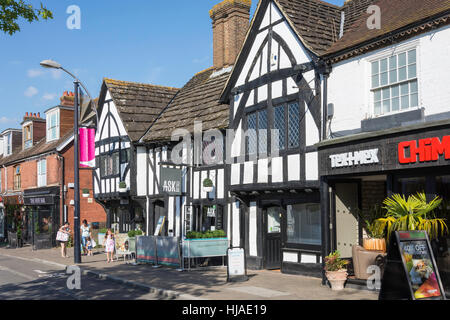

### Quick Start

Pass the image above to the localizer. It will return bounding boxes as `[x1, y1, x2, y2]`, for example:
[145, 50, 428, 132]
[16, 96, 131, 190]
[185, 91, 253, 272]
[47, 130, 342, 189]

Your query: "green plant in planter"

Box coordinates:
[324, 250, 349, 272]
[375, 192, 448, 241]
[82, 188, 90, 194]
[128, 230, 143, 238]
[358, 205, 387, 239]
[119, 181, 127, 189]
[186, 230, 226, 239]
[99, 228, 108, 234]
[203, 178, 213, 188]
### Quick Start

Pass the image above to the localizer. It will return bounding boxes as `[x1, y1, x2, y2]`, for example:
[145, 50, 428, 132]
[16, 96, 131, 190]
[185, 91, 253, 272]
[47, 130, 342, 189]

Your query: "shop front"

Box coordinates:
[23, 187, 60, 250]
[318, 120, 450, 289]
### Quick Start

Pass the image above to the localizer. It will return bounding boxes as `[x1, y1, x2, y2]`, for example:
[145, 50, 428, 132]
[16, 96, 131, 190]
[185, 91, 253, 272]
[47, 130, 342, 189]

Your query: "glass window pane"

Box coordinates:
[374, 90, 382, 102]
[258, 110, 268, 154]
[408, 64, 416, 79]
[382, 87, 390, 99]
[398, 52, 407, 67]
[380, 72, 388, 86]
[288, 102, 300, 149]
[400, 83, 409, 95]
[247, 113, 257, 154]
[274, 106, 285, 150]
[374, 102, 381, 115]
[392, 97, 400, 111]
[287, 204, 321, 245]
[401, 95, 409, 109]
[391, 85, 399, 97]
[371, 61, 379, 75]
[408, 49, 416, 64]
[383, 99, 390, 113]
[372, 74, 379, 88]
[410, 80, 418, 93]
[380, 58, 388, 72]
[399, 67, 407, 81]
[389, 69, 397, 84]
[389, 56, 397, 69]
[267, 207, 281, 233]
[410, 93, 418, 107]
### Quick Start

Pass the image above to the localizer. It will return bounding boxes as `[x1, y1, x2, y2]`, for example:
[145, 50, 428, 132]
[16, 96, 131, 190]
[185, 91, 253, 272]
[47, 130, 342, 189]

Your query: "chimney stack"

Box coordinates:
[60, 91, 75, 107]
[210, 0, 251, 70]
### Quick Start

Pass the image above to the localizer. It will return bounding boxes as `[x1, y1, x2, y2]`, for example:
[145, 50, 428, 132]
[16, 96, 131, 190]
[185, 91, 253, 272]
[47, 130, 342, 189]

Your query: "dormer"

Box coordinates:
[1, 128, 22, 157]
[44, 91, 75, 142]
[21, 112, 46, 150]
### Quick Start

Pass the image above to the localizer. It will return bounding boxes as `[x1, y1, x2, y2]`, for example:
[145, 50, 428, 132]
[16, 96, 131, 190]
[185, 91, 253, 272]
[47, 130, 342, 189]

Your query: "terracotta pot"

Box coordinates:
[326, 270, 348, 291]
[363, 238, 386, 252]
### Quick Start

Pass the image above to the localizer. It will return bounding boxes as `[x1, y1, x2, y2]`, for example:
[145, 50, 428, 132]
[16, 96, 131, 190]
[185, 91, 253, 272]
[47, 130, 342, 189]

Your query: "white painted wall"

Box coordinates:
[328, 26, 450, 135]
[249, 202, 258, 256]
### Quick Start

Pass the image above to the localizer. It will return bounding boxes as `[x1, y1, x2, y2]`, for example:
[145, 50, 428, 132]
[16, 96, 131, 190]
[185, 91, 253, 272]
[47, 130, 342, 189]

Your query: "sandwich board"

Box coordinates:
[379, 231, 446, 300]
[227, 247, 248, 282]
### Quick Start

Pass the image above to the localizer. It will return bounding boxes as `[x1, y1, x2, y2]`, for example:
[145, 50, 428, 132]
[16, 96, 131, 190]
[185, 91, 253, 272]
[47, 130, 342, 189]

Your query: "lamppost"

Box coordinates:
[40, 59, 95, 264]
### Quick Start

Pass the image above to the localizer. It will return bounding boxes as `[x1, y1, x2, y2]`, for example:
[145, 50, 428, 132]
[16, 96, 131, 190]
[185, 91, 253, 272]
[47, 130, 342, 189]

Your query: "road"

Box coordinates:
[0, 254, 172, 300]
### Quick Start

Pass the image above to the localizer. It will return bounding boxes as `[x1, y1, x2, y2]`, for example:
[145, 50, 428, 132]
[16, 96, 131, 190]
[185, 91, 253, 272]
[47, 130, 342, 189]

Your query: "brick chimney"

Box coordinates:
[60, 91, 75, 107]
[210, 0, 251, 70]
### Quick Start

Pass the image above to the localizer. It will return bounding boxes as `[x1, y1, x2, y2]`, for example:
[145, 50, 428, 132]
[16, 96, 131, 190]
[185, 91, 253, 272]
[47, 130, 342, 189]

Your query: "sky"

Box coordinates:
[0, 0, 345, 133]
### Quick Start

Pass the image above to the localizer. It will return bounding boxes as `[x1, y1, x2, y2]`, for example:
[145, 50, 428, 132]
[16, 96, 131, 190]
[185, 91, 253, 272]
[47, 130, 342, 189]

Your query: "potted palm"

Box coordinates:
[361, 205, 387, 252]
[324, 250, 349, 291]
[203, 178, 213, 193]
[118, 181, 127, 193]
[374, 192, 448, 242]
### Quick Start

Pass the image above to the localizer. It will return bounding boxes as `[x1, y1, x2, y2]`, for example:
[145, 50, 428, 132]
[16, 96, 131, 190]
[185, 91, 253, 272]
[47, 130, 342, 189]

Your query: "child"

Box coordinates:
[86, 237, 93, 256]
[104, 229, 115, 263]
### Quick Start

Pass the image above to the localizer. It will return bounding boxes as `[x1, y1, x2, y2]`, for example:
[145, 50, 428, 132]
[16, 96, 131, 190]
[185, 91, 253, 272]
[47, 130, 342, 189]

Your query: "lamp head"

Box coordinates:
[40, 59, 61, 69]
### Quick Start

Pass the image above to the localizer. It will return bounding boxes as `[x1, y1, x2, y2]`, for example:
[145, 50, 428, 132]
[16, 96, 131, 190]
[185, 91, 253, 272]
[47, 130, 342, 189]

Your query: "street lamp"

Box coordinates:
[40, 59, 95, 264]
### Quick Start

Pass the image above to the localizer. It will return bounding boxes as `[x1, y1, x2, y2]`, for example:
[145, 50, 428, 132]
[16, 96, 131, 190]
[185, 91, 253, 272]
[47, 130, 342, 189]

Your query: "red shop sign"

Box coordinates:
[398, 136, 450, 164]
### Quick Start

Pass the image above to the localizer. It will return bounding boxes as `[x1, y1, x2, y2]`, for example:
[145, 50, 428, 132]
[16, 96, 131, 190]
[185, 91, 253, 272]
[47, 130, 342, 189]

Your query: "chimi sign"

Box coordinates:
[329, 149, 380, 168]
[398, 135, 450, 164]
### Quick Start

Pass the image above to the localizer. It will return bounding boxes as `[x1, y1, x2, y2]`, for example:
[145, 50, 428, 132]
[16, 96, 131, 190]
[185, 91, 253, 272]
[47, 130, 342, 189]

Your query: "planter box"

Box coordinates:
[118, 188, 128, 193]
[183, 238, 228, 258]
[82, 193, 89, 198]
[203, 187, 213, 193]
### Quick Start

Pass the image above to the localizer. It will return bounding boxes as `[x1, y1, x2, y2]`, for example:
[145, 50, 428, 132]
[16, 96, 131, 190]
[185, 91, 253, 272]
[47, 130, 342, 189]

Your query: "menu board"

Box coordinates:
[227, 248, 248, 282]
[398, 233, 443, 299]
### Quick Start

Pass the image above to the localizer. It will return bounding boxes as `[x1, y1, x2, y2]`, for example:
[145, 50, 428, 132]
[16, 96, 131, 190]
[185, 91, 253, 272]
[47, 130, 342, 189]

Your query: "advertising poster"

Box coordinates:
[79, 127, 96, 168]
[400, 240, 442, 299]
[136, 236, 157, 264]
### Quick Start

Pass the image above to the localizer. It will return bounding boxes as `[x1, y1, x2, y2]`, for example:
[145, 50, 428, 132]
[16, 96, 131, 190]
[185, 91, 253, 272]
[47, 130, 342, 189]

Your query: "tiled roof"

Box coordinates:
[274, 0, 342, 56]
[0, 129, 73, 166]
[326, 0, 450, 58]
[142, 67, 232, 142]
[103, 78, 179, 142]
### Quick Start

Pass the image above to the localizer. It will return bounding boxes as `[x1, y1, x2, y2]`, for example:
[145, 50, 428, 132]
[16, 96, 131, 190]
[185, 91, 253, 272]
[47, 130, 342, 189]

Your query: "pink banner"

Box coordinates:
[79, 127, 96, 168]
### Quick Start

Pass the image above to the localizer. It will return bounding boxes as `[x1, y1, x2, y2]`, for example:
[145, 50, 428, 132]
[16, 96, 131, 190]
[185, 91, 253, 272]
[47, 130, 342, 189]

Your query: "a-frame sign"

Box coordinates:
[379, 231, 446, 300]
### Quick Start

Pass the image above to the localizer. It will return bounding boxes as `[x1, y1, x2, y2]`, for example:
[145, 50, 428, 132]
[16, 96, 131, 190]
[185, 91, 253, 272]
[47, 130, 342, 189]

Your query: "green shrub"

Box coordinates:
[98, 228, 108, 234]
[128, 229, 143, 238]
[203, 178, 213, 188]
[186, 230, 226, 239]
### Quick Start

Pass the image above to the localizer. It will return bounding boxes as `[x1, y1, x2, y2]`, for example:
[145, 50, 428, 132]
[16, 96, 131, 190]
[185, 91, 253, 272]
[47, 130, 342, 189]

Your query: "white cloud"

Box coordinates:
[42, 93, 58, 101]
[24, 86, 39, 97]
[0, 117, 17, 125]
[27, 68, 45, 78]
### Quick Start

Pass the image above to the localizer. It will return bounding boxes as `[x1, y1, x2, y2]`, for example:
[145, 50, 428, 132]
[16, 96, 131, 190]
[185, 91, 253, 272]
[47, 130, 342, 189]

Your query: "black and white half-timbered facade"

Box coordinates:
[220, 0, 341, 275]
[94, 78, 178, 233]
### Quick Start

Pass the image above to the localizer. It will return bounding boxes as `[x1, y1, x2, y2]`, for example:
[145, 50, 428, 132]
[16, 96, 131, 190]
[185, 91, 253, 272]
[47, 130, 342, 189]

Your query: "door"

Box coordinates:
[335, 183, 359, 258]
[264, 206, 282, 269]
[154, 201, 167, 236]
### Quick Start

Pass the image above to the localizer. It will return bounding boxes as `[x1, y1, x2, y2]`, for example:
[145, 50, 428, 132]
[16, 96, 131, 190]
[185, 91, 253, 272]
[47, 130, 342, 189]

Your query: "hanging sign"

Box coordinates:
[379, 231, 445, 300]
[79, 127, 96, 168]
[227, 247, 248, 282]
[160, 167, 182, 196]
[154, 216, 166, 236]
[206, 205, 216, 217]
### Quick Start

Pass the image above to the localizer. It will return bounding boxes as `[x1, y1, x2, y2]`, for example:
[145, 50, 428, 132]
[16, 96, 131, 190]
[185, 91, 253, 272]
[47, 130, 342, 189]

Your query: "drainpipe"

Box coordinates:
[57, 153, 65, 226]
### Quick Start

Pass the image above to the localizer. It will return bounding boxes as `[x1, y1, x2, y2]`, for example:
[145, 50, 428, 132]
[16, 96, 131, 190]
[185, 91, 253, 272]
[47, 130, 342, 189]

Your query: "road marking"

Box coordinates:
[0, 265, 36, 281]
[227, 286, 290, 298]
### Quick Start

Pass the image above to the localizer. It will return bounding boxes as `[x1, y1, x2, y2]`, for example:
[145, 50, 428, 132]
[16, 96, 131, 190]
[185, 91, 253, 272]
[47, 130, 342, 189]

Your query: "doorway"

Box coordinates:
[154, 201, 167, 236]
[263, 206, 282, 269]
[334, 183, 360, 258]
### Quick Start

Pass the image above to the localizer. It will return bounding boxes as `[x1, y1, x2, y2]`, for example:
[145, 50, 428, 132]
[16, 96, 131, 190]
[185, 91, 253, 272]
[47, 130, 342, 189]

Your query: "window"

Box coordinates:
[274, 101, 300, 151]
[100, 152, 120, 178]
[287, 203, 321, 246]
[14, 165, 21, 190]
[24, 125, 33, 149]
[288, 102, 300, 148]
[46, 110, 59, 141]
[37, 159, 47, 187]
[4, 133, 12, 156]
[371, 49, 418, 115]
[0, 168, 2, 192]
[274, 105, 285, 150]
[246, 109, 268, 156]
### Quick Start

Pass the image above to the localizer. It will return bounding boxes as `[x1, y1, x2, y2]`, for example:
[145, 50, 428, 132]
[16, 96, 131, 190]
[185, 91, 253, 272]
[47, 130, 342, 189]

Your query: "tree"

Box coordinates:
[0, 0, 52, 35]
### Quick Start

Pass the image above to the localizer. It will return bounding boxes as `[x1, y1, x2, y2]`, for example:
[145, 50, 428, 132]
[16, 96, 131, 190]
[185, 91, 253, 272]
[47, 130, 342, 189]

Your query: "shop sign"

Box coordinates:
[24, 196, 54, 206]
[227, 247, 248, 282]
[206, 205, 216, 217]
[160, 167, 182, 196]
[329, 148, 379, 168]
[398, 135, 450, 164]
[379, 231, 445, 300]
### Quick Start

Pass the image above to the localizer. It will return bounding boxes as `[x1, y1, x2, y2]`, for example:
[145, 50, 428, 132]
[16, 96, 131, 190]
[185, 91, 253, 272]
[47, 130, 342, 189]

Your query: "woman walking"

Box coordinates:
[104, 229, 115, 263]
[57, 222, 71, 258]
[80, 219, 91, 255]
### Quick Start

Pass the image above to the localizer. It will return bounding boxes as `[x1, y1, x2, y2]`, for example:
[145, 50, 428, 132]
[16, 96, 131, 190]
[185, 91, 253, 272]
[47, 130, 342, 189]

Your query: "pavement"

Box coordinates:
[0, 245, 379, 300]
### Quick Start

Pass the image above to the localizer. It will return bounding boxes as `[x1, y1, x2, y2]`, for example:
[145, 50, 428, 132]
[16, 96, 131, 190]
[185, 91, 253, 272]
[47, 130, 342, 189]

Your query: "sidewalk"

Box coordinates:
[0, 246, 378, 300]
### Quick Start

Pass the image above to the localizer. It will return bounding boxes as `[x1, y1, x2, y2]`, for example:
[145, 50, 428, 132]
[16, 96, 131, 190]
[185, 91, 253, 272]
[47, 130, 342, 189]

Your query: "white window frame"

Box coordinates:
[37, 159, 47, 187]
[367, 41, 420, 117]
[46, 109, 60, 142]
[4, 133, 12, 156]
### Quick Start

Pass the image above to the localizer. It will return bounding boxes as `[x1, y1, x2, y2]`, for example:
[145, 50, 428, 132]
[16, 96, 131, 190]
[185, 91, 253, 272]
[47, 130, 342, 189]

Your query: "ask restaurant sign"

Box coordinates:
[160, 167, 182, 196]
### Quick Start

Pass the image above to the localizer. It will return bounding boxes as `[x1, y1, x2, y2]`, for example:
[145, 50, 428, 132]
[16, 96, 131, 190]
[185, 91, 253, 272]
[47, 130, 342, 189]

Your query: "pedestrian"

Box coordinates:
[104, 229, 115, 263]
[57, 222, 71, 258]
[80, 219, 91, 255]
[86, 236, 93, 256]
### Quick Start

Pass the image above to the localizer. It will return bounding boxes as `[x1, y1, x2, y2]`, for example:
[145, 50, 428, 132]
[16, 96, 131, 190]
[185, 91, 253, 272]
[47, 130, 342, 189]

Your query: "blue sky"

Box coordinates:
[0, 0, 344, 132]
